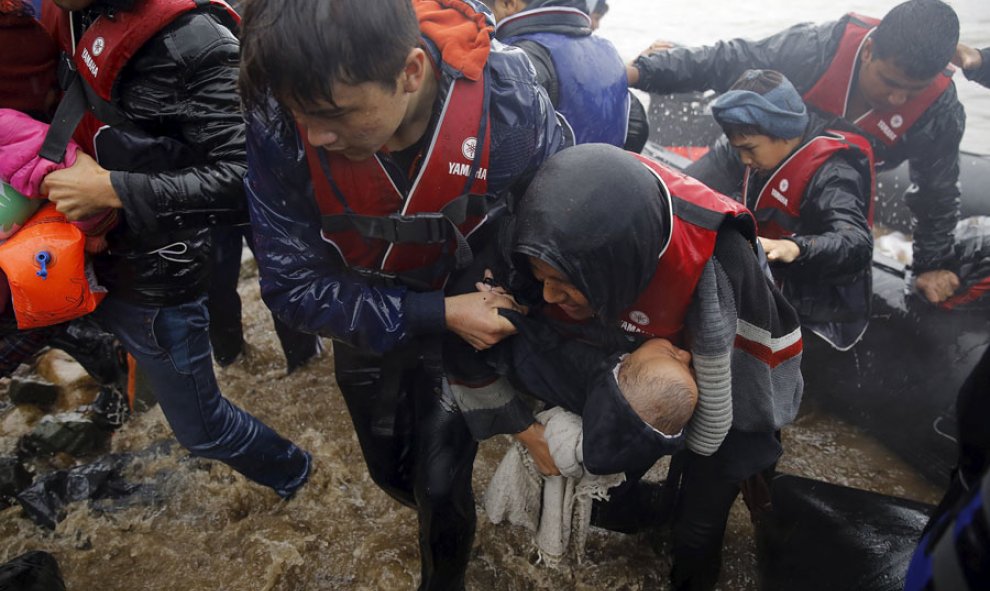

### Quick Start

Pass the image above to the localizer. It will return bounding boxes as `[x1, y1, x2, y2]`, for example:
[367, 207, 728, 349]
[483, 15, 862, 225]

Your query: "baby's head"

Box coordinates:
[617, 338, 698, 435]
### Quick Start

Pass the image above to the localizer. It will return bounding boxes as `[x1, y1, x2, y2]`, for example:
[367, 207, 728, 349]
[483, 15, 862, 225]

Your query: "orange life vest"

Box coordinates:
[802, 13, 954, 148]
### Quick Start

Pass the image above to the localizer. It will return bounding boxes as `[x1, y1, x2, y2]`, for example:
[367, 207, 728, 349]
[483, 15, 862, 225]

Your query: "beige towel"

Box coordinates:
[483, 407, 625, 566]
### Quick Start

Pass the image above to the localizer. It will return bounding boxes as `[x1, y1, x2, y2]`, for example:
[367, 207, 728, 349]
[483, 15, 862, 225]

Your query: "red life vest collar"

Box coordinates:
[305, 73, 492, 290]
[802, 13, 954, 147]
[619, 155, 755, 344]
[40, 0, 238, 157]
[744, 130, 876, 239]
[43, 0, 238, 103]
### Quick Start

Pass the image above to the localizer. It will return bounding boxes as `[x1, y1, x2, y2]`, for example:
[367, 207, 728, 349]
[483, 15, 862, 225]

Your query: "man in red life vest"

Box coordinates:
[237, 0, 564, 587]
[629, 0, 964, 306]
[33, 0, 312, 498]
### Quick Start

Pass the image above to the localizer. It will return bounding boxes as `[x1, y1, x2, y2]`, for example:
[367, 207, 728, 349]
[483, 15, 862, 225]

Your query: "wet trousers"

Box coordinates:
[207, 225, 321, 372]
[333, 342, 478, 591]
[668, 450, 743, 591]
[93, 294, 311, 498]
[664, 424, 784, 591]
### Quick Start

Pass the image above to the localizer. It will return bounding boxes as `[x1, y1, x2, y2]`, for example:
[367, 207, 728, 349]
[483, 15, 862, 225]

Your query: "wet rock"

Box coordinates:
[8, 376, 59, 408]
[0, 456, 31, 509]
[755, 474, 932, 591]
[1, 405, 46, 440]
[34, 349, 90, 390]
[20, 412, 110, 458]
[0, 551, 66, 591]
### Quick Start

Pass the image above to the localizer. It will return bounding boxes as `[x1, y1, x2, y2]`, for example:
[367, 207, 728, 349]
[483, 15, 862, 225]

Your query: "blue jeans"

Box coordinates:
[94, 295, 310, 498]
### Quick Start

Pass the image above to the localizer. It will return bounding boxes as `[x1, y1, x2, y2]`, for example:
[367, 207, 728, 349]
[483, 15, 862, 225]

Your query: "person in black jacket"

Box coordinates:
[36, 0, 311, 499]
[954, 42, 990, 89]
[703, 69, 874, 350]
[628, 0, 963, 307]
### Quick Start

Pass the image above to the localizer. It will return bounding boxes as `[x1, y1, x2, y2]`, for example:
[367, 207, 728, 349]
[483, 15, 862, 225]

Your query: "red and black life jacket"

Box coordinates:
[742, 130, 876, 239]
[802, 13, 954, 148]
[617, 154, 756, 345]
[303, 73, 494, 291]
[39, 0, 239, 159]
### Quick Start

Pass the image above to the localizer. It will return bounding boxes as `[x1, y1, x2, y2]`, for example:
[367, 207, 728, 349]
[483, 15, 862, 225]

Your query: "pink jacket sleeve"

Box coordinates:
[0, 108, 78, 198]
[0, 108, 116, 240]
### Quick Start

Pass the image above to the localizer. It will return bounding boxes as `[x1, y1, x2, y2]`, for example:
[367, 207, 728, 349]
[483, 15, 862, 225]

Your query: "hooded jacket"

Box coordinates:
[41, 0, 246, 306]
[632, 13, 965, 274]
[495, 0, 628, 146]
[244, 1, 563, 354]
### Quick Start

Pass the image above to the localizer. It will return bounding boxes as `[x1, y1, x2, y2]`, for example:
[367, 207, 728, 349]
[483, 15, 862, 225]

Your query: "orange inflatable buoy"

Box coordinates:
[0, 203, 106, 329]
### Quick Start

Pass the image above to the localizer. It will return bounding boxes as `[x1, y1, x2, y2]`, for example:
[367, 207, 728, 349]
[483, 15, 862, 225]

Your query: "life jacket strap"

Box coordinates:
[40, 52, 130, 163]
[321, 212, 451, 246]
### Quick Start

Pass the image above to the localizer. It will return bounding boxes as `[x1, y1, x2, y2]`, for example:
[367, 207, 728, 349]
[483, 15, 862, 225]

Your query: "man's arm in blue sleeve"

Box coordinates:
[243, 106, 445, 355]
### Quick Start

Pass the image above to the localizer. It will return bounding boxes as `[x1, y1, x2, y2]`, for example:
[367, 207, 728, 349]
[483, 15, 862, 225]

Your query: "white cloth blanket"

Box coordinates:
[483, 407, 626, 566]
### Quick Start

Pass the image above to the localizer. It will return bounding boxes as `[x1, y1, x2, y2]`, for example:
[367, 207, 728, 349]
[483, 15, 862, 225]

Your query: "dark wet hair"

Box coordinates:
[872, 0, 959, 80]
[238, 0, 420, 112]
[718, 69, 788, 140]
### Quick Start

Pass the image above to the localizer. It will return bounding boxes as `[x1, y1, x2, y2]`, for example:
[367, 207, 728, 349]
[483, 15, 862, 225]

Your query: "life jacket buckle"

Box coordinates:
[388, 212, 449, 245]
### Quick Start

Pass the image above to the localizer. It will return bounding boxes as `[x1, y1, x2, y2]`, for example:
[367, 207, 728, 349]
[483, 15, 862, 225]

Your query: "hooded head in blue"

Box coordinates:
[710, 69, 809, 140]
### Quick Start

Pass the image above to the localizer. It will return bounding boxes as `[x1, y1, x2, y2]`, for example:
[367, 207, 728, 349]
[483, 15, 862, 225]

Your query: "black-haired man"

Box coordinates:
[629, 0, 965, 306]
[237, 0, 564, 587]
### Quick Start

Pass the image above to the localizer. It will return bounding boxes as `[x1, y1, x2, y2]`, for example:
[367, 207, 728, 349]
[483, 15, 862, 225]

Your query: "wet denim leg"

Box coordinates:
[94, 295, 310, 497]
